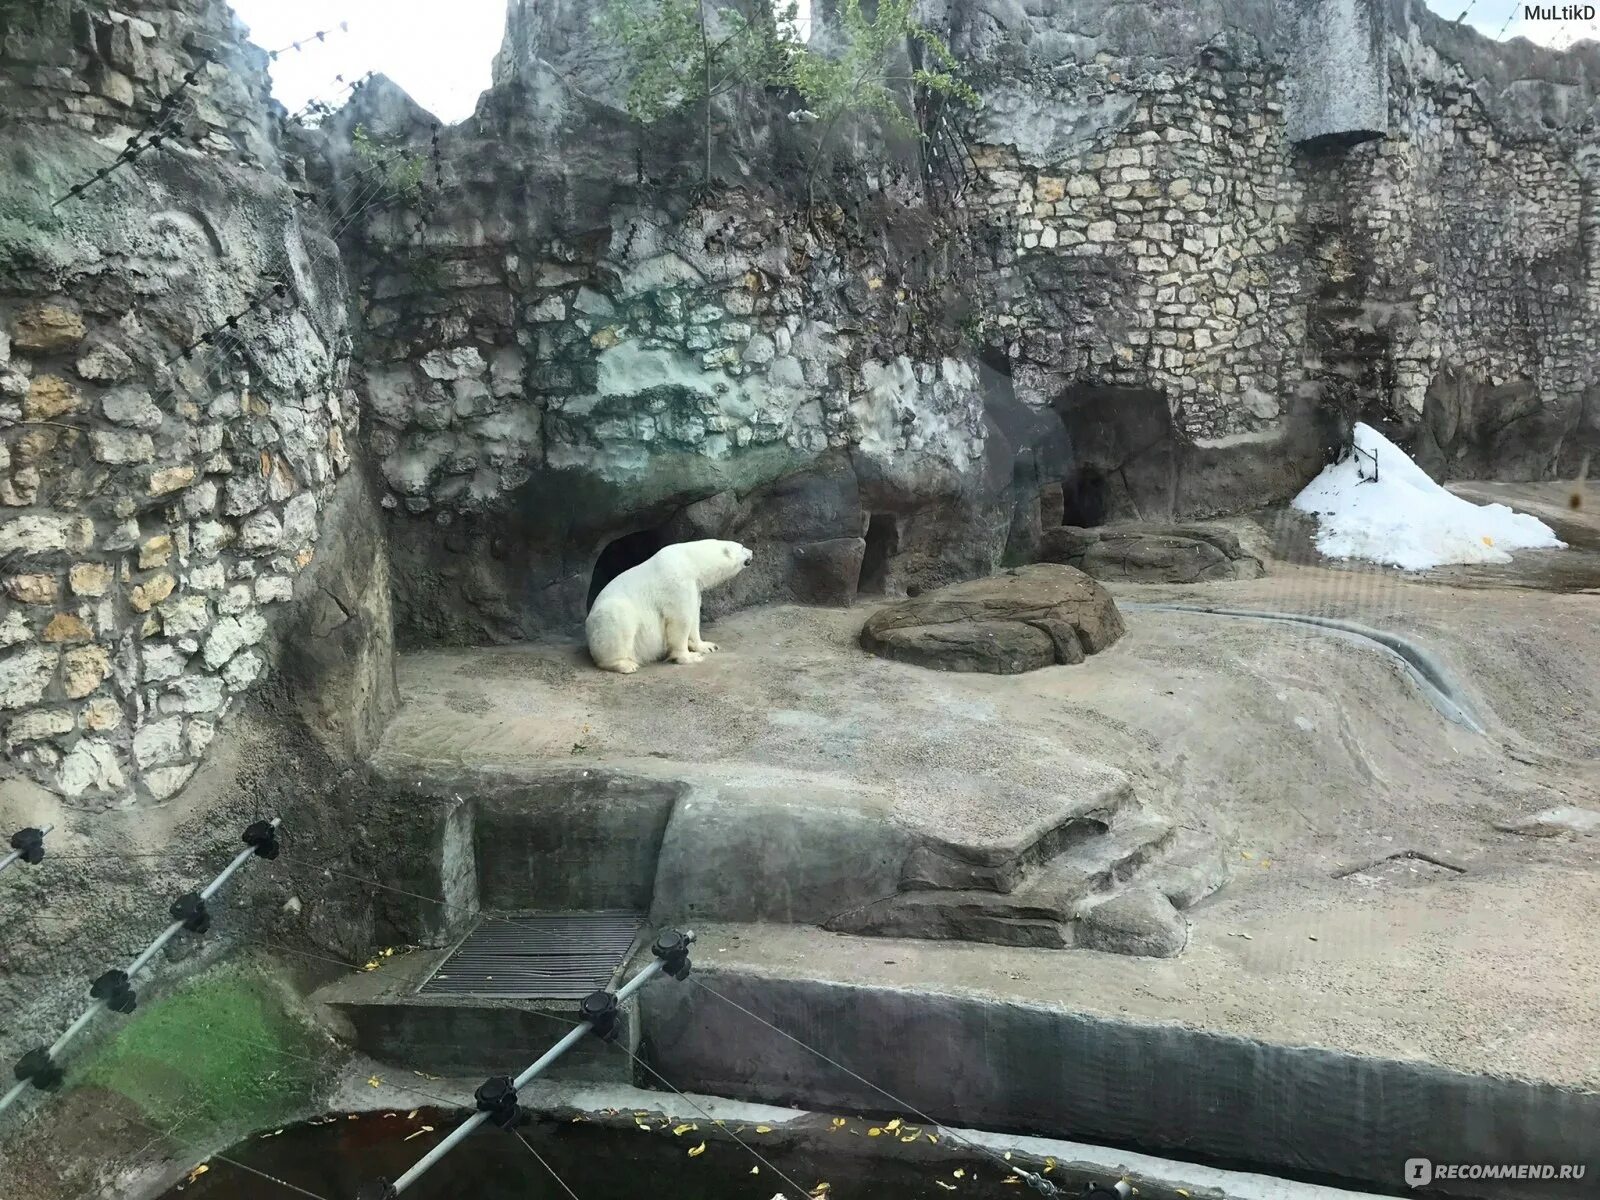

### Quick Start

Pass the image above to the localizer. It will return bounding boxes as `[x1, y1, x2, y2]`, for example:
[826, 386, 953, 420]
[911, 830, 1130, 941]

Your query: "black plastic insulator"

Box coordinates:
[170, 892, 211, 935]
[14, 1048, 63, 1091]
[9, 827, 46, 865]
[651, 928, 693, 981]
[90, 969, 138, 1014]
[242, 820, 280, 860]
[1081, 1184, 1131, 1200]
[579, 989, 620, 1043]
[355, 1180, 397, 1200]
[474, 1075, 520, 1128]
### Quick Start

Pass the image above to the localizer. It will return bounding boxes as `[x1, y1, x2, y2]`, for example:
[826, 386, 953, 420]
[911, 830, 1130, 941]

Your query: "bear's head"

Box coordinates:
[698, 539, 754, 588]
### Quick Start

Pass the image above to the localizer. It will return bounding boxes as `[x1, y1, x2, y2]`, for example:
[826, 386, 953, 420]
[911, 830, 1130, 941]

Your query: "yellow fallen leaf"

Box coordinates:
[1005, 1178, 1021, 1186]
[750, 1167, 760, 1175]
[1004, 1152, 1012, 1160]
[347, 1115, 359, 1121]
[954, 1169, 966, 1179]
[926, 1133, 938, 1144]
[868, 1128, 883, 1137]
[673, 1123, 696, 1136]
[812, 1185, 830, 1195]
[900, 1135, 918, 1143]
[1177, 1191, 1190, 1198]
[406, 1110, 418, 1119]
[403, 1126, 435, 1141]
[937, 1184, 957, 1192]
[1483, 536, 1494, 546]
[831, 1117, 846, 1127]
[1241, 851, 1254, 860]
[1044, 1158, 1056, 1173]
[413, 1071, 440, 1081]
[362, 960, 380, 971]
[755, 1125, 773, 1134]
[186, 1164, 210, 1184]
[367, 1076, 382, 1088]
[887, 1118, 903, 1131]
[382, 947, 395, 957]
[688, 1141, 707, 1157]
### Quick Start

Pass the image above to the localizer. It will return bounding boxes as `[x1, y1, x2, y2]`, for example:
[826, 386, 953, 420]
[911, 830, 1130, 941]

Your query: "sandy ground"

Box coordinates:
[379, 483, 1600, 1089]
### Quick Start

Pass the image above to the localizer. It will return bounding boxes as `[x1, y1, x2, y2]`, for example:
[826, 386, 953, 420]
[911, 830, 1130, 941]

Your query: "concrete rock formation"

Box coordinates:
[859, 563, 1125, 673]
[1041, 522, 1265, 583]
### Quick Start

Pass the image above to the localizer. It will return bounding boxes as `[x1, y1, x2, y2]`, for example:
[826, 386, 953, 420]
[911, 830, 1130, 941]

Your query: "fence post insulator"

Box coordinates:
[243, 820, 280, 860]
[474, 1075, 520, 1128]
[579, 990, 620, 1043]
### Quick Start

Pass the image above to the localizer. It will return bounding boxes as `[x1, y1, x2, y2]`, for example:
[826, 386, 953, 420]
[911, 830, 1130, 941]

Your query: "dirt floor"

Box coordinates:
[378, 483, 1600, 1090]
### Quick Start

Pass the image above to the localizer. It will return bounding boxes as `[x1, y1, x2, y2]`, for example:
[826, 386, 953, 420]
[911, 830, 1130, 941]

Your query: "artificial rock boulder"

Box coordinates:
[1041, 523, 1265, 584]
[859, 564, 1124, 674]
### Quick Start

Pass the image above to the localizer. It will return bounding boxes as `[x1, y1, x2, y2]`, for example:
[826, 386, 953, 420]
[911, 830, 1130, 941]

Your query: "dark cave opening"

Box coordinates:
[587, 527, 668, 611]
[1063, 467, 1109, 528]
[857, 514, 899, 596]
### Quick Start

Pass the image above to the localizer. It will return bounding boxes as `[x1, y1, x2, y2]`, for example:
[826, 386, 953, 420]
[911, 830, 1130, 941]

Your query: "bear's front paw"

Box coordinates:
[689, 639, 719, 654]
[670, 651, 705, 665]
[700, 641, 719, 653]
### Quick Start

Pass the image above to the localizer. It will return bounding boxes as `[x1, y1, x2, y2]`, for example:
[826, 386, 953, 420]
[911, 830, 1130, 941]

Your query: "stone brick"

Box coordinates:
[5, 573, 57, 605]
[0, 645, 57, 709]
[130, 573, 176, 613]
[42, 613, 93, 643]
[101, 388, 162, 428]
[143, 762, 196, 801]
[12, 303, 85, 352]
[148, 464, 197, 496]
[57, 737, 124, 797]
[159, 595, 210, 637]
[133, 718, 184, 768]
[69, 562, 112, 596]
[6, 708, 73, 745]
[83, 696, 122, 731]
[24, 374, 80, 421]
[91, 430, 155, 464]
[62, 643, 110, 697]
[139, 535, 174, 569]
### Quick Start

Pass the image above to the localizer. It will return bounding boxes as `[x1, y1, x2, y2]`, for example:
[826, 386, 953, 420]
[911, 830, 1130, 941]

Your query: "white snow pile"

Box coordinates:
[1291, 422, 1565, 570]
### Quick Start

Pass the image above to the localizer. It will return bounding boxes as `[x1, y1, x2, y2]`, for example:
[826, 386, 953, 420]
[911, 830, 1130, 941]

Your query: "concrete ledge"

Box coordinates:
[642, 967, 1599, 1200]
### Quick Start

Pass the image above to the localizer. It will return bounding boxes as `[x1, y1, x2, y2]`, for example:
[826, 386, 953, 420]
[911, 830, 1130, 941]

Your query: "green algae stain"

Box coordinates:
[70, 960, 332, 1140]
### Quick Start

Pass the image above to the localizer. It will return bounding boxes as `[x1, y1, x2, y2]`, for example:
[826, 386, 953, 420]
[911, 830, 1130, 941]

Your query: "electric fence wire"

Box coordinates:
[264, 21, 351, 63]
[0, 820, 282, 1119]
[266, 852, 637, 957]
[118, 1107, 338, 1200]
[1497, 1, 1521, 38]
[285, 71, 373, 129]
[514, 1129, 583, 1200]
[326, 144, 429, 241]
[51, 66, 209, 206]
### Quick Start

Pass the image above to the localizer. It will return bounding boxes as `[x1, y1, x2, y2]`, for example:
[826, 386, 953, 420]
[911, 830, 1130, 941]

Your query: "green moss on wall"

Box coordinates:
[69, 958, 335, 1140]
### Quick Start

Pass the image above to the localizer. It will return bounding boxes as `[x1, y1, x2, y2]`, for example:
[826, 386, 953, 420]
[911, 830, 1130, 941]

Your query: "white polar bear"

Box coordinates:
[586, 539, 754, 673]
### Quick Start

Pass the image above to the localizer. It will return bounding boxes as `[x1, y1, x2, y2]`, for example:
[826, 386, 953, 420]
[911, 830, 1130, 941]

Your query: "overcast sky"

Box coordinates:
[225, 1, 1598, 126]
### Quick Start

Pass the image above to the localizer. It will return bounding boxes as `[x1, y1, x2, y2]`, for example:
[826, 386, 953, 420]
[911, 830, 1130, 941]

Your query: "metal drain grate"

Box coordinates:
[417, 911, 645, 999]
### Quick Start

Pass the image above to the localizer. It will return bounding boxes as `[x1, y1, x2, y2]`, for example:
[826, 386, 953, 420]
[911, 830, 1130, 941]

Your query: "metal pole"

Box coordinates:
[0, 819, 279, 1117]
[0, 824, 53, 875]
[389, 938, 687, 1196]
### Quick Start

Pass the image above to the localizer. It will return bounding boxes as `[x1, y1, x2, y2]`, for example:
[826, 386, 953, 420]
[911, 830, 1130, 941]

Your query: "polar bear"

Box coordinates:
[586, 539, 754, 673]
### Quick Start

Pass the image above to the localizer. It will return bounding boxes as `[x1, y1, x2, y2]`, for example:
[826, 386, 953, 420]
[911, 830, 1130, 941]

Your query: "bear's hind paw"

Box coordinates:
[670, 651, 705, 665]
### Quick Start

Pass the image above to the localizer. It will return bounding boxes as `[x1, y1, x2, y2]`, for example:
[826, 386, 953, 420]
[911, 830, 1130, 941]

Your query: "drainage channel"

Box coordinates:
[418, 911, 644, 999]
[1123, 602, 1486, 734]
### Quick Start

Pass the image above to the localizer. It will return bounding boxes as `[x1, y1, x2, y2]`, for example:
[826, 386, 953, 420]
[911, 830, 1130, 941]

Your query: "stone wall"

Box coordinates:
[948, 0, 1600, 520]
[0, 0, 362, 805]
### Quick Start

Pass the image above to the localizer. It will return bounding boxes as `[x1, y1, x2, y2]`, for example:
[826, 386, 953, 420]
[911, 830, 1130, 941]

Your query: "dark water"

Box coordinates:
[157, 1108, 1115, 1200]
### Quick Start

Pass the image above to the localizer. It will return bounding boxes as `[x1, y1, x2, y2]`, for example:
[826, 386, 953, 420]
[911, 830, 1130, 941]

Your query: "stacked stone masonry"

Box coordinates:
[0, 1, 354, 805]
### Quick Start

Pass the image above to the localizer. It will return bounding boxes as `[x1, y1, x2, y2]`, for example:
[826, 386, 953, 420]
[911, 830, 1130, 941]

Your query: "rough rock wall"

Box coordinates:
[347, 6, 1021, 645]
[950, 0, 1600, 520]
[0, 0, 374, 805]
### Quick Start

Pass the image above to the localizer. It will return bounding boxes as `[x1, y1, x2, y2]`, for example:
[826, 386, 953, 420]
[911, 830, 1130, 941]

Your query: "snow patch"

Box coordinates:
[1292, 423, 1564, 570]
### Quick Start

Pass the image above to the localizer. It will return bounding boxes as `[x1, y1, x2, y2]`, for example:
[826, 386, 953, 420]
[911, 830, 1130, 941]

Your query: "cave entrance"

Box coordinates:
[858, 514, 898, 596]
[587, 527, 668, 611]
[1063, 466, 1109, 528]
[1052, 383, 1177, 524]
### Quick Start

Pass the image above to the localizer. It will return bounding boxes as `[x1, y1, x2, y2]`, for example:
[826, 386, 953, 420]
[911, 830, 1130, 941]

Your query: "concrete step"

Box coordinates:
[310, 931, 642, 1081]
[823, 809, 1180, 950]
